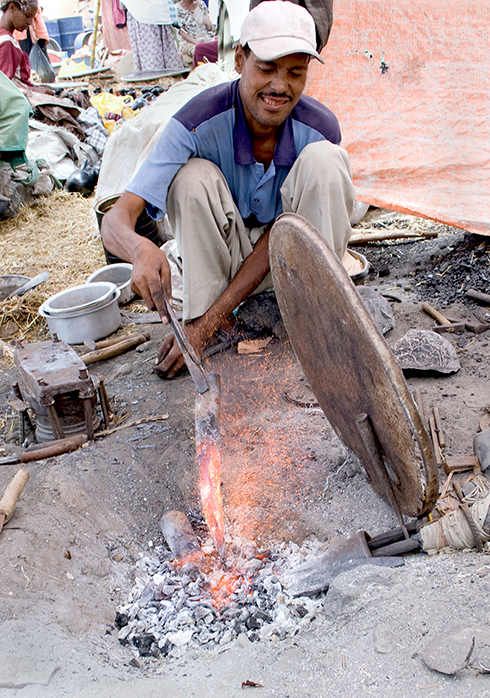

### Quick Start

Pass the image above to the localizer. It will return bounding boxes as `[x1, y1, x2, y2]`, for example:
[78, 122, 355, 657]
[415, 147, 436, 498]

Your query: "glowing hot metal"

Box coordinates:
[195, 374, 225, 558]
[164, 301, 226, 557]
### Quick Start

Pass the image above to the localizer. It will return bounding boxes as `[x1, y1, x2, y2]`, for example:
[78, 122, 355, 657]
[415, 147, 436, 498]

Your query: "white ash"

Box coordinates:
[115, 538, 328, 659]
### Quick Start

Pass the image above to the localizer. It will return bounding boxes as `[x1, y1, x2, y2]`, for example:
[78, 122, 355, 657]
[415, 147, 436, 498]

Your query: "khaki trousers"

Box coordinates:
[166, 140, 355, 322]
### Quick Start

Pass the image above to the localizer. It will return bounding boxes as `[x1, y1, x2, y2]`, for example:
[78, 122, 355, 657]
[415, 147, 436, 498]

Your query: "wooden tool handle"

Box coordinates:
[421, 302, 450, 325]
[160, 510, 203, 559]
[466, 289, 490, 307]
[94, 330, 150, 350]
[0, 469, 29, 522]
[82, 333, 149, 365]
[21, 433, 87, 462]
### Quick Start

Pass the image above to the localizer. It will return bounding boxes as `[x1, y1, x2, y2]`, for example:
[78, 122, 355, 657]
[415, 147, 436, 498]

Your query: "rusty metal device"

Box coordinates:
[269, 214, 438, 519]
[14, 337, 111, 443]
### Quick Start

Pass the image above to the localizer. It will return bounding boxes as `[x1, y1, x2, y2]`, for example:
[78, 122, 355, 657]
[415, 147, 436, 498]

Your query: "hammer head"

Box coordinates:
[433, 323, 465, 334]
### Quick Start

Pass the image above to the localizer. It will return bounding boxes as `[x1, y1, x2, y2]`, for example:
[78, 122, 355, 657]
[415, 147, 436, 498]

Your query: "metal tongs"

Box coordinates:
[164, 299, 211, 394]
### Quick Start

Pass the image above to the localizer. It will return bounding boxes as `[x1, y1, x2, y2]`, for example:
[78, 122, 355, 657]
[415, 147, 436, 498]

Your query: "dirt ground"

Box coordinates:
[0, 207, 489, 697]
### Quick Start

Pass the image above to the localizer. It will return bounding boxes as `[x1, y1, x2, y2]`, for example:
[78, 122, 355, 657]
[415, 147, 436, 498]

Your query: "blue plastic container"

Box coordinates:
[45, 19, 61, 46]
[58, 16, 84, 56]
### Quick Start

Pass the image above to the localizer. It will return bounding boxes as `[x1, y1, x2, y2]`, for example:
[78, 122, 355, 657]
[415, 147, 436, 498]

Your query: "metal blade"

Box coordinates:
[164, 300, 210, 394]
[195, 373, 225, 558]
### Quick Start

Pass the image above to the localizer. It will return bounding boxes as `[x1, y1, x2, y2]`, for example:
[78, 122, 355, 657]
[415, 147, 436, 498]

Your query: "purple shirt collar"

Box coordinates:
[232, 80, 297, 168]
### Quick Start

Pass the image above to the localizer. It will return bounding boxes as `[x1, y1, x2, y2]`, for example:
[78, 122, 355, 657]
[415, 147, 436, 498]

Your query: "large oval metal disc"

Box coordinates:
[269, 214, 438, 517]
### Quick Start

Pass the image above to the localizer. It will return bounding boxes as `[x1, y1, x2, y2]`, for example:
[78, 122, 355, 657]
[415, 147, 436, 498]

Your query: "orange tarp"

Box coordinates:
[306, 0, 490, 235]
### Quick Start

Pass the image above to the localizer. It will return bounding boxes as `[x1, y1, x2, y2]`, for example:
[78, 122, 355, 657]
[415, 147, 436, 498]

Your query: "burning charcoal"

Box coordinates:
[175, 611, 192, 627]
[243, 558, 265, 574]
[154, 584, 174, 600]
[114, 612, 129, 629]
[293, 604, 308, 618]
[220, 630, 233, 645]
[117, 625, 131, 643]
[173, 591, 186, 612]
[245, 615, 262, 631]
[239, 607, 250, 622]
[132, 633, 159, 657]
[167, 629, 194, 647]
[158, 638, 173, 656]
[198, 629, 211, 643]
[181, 564, 203, 582]
[193, 606, 210, 622]
[254, 609, 272, 623]
[227, 619, 240, 635]
[221, 602, 240, 618]
[135, 583, 155, 606]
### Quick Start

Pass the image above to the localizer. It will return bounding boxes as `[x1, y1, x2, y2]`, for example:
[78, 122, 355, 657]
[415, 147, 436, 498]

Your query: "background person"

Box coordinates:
[0, 0, 52, 92]
[176, 0, 216, 67]
[122, 0, 182, 72]
[12, 4, 49, 58]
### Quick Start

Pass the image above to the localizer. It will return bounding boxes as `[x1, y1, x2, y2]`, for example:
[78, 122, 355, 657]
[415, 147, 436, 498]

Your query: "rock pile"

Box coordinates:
[116, 540, 325, 659]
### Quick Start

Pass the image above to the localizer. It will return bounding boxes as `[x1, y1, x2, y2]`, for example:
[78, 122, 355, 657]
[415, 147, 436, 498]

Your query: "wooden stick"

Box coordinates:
[350, 229, 438, 243]
[95, 414, 169, 437]
[90, 0, 101, 69]
[413, 388, 425, 424]
[81, 333, 149, 365]
[22, 433, 87, 462]
[466, 289, 490, 307]
[440, 471, 453, 499]
[428, 414, 443, 467]
[422, 302, 451, 326]
[0, 469, 29, 531]
[433, 406, 446, 448]
[445, 455, 480, 474]
[93, 330, 150, 350]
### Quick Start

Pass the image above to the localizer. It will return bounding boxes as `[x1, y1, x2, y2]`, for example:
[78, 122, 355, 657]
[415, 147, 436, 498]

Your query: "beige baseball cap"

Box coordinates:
[241, 1, 324, 64]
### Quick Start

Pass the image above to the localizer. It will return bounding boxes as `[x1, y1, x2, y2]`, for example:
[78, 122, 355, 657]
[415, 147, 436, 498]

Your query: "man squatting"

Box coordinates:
[101, 1, 356, 378]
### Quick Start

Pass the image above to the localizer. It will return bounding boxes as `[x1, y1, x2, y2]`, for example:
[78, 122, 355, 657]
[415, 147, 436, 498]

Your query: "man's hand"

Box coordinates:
[101, 192, 173, 324]
[154, 317, 208, 378]
[153, 226, 272, 379]
[130, 237, 172, 322]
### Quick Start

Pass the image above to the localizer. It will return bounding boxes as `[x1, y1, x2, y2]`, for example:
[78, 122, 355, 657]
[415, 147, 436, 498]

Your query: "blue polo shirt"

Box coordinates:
[127, 79, 340, 226]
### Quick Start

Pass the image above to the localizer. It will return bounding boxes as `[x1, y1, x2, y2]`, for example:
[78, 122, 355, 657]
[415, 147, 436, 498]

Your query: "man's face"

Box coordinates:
[11, 2, 37, 31]
[235, 45, 310, 133]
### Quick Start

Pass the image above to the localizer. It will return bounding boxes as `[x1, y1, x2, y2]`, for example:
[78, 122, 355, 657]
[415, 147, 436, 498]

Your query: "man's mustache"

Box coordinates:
[259, 92, 292, 101]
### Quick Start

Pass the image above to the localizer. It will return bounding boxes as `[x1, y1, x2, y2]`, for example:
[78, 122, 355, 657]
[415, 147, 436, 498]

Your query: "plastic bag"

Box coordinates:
[29, 42, 55, 84]
[90, 92, 134, 117]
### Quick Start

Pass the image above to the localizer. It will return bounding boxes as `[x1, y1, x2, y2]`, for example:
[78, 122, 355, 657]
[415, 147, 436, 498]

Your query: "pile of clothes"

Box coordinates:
[0, 70, 109, 217]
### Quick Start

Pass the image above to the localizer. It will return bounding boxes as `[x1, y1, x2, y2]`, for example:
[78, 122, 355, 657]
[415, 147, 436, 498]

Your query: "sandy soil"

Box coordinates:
[0, 215, 489, 697]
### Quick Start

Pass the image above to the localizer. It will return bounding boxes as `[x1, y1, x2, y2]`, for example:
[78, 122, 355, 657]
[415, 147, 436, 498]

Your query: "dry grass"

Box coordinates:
[0, 191, 106, 355]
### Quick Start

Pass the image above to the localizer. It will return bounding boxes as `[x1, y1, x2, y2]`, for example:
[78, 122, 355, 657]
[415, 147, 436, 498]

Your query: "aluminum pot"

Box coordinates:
[347, 249, 370, 286]
[39, 283, 121, 344]
[86, 263, 134, 305]
[40, 282, 118, 316]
